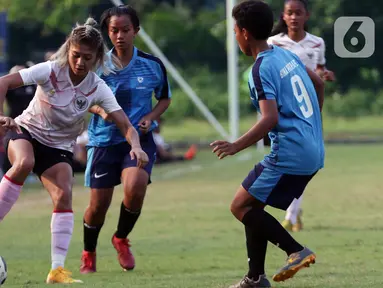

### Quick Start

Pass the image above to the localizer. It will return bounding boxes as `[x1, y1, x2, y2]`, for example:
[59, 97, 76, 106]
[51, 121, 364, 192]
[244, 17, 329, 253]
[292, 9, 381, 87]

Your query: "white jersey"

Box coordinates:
[16, 61, 121, 152]
[267, 32, 326, 71]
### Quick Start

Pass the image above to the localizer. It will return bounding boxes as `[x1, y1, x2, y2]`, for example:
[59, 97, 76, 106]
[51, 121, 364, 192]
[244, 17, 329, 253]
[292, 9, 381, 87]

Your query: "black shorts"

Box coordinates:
[85, 133, 157, 188]
[3, 127, 74, 177]
[242, 163, 317, 210]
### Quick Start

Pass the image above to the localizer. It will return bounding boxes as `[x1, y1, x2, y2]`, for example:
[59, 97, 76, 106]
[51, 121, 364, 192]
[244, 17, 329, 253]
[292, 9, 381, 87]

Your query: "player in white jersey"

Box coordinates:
[268, 0, 335, 232]
[0, 18, 148, 284]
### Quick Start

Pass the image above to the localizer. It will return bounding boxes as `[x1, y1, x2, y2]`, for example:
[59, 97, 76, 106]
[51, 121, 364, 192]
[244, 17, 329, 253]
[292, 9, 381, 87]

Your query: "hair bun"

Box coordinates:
[84, 17, 99, 29]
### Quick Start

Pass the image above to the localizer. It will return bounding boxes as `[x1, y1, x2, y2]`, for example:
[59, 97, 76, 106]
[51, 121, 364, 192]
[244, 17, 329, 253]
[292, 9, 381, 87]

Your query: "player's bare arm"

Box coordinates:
[306, 67, 325, 111]
[0, 73, 24, 114]
[108, 109, 149, 168]
[138, 98, 171, 134]
[88, 105, 111, 121]
[316, 65, 336, 82]
[211, 100, 278, 159]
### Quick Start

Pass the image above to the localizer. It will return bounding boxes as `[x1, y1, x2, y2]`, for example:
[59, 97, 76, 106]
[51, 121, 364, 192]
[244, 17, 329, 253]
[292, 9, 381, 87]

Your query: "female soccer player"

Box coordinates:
[0, 17, 148, 284]
[268, 0, 335, 232]
[80, 5, 171, 274]
[210, 1, 325, 286]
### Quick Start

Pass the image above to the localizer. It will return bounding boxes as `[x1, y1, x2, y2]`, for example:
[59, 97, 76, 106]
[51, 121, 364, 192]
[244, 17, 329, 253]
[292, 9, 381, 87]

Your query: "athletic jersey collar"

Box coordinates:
[257, 45, 275, 59]
[107, 46, 138, 71]
[280, 32, 310, 44]
[64, 64, 91, 88]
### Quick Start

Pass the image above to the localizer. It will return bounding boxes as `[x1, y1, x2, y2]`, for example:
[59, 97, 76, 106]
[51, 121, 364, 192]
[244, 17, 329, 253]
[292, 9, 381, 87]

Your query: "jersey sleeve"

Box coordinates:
[18, 62, 51, 86]
[266, 36, 275, 45]
[154, 60, 171, 100]
[94, 83, 122, 114]
[251, 59, 277, 101]
[317, 38, 326, 66]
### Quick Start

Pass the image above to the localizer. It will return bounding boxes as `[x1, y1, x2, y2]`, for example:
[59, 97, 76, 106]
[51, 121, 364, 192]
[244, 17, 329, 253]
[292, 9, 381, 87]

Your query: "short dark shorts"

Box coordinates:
[85, 132, 156, 188]
[3, 127, 73, 177]
[242, 163, 317, 210]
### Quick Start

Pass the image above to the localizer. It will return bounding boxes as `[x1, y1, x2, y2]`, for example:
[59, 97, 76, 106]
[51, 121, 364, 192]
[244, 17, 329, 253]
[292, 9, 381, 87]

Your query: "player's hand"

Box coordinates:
[138, 117, 152, 134]
[210, 140, 238, 159]
[130, 147, 149, 168]
[90, 105, 112, 122]
[322, 69, 335, 82]
[0, 116, 22, 135]
[98, 108, 112, 122]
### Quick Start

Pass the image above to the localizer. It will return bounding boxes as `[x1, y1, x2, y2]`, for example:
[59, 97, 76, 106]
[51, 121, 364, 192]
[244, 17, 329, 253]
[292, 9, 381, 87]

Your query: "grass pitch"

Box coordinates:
[0, 144, 382, 287]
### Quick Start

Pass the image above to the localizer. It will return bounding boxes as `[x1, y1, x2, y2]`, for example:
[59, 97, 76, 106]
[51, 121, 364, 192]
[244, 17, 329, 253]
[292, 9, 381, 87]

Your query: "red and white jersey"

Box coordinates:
[268, 32, 326, 71]
[16, 61, 121, 152]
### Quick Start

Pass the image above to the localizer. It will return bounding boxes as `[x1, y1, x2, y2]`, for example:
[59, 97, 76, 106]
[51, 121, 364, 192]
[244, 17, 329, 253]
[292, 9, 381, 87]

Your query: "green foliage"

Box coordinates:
[163, 67, 253, 121]
[140, 4, 227, 72]
[324, 88, 382, 118]
[3, 0, 383, 118]
[1, 0, 99, 33]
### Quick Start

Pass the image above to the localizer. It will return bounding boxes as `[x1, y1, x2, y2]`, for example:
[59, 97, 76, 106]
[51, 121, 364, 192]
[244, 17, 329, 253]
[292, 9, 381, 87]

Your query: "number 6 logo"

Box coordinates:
[334, 17, 375, 58]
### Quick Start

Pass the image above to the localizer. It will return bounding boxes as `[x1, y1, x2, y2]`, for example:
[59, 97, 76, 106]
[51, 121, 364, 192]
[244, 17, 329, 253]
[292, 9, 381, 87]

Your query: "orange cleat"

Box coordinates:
[111, 235, 135, 270]
[184, 144, 197, 160]
[80, 251, 96, 274]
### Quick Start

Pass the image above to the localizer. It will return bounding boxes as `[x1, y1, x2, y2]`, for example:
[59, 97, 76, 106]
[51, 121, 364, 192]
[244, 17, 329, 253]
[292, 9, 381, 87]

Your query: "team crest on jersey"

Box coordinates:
[48, 89, 55, 97]
[307, 52, 314, 59]
[74, 95, 88, 111]
[136, 76, 147, 89]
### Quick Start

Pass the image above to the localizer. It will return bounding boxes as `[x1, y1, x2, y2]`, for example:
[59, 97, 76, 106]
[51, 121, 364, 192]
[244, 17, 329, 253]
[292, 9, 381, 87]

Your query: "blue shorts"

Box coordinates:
[85, 133, 156, 188]
[242, 163, 317, 210]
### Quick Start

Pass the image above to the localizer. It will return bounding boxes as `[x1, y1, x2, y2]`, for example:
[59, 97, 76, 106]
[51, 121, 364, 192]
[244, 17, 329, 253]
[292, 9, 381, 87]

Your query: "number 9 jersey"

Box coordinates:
[248, 45, 324, 175]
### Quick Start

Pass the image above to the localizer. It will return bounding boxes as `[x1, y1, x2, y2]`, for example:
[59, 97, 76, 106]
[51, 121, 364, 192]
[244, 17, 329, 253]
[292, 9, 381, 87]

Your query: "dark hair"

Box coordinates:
[270, 0, 309, 36]
[100, 5, 140, 31]
[232, 0, 274, 40]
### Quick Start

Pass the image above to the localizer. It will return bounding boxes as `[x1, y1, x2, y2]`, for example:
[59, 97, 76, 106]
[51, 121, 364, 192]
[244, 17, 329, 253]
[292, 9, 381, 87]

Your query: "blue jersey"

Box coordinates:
[249, 45, 324, 175]
[88, 47, 171, 147]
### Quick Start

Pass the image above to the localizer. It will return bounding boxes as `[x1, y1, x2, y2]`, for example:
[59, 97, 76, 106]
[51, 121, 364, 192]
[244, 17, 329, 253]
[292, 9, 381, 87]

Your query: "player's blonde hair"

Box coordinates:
[50, 17, 120, 75]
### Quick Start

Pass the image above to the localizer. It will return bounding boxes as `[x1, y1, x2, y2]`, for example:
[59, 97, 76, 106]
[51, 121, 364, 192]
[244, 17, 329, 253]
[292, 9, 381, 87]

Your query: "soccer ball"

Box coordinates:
[0, 256, 7, 285]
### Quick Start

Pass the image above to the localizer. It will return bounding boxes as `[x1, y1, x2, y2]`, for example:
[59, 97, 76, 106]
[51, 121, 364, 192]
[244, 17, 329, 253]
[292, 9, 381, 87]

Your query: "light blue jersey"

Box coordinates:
[88, 47, 171, 147]
[248, 45, 324, 175]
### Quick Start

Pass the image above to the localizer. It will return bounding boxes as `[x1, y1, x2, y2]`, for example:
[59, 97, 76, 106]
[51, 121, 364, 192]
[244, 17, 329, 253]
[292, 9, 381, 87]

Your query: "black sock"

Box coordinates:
[242, 208, 303, 257]
[244, 224, 268, 280]
[115, 202, 141, 239]
[83, 220, 103, 252]
[263, 211, 303, 255]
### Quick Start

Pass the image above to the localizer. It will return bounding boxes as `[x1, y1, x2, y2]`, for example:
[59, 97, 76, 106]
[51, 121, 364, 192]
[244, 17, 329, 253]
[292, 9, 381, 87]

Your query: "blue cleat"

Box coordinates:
[272, 247, 316, 282]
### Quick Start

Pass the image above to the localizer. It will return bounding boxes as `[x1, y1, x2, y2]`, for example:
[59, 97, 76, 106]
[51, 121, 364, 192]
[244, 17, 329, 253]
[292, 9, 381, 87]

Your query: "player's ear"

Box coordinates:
[134, 26, 140, 35]
[282, 12, 287, 23]
[243, 28, 250, 41]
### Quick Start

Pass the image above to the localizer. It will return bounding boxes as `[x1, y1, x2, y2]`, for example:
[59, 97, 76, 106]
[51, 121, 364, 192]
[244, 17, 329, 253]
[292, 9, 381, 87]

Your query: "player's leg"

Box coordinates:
[229, 164, 315, 287]
[229, 185, 271, 288]
[81, 146, 120, 274]
[265, 172, 316, 282]
[40, 158, 82, 284]
[111, 166, 148, 270]
[112, 133, 156, 270]
[81, 188, 114, 274]
[0, 129, 35, 222]
[282, 195, 303, 231]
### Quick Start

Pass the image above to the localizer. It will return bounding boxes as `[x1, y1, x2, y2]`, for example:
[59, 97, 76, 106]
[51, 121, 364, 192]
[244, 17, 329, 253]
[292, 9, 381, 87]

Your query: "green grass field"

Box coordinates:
[0, 144, 382, 287]
[161, 116, 383, 142]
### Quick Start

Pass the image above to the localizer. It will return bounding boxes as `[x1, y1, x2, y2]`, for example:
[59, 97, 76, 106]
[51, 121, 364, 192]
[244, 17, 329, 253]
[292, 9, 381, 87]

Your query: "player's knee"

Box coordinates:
[51, 186, 72, 209]
[230, 201, 242, 219]
[89, 201, 109, 217]
[12, 156, 34, 175]
[124, 176, 147, 198]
